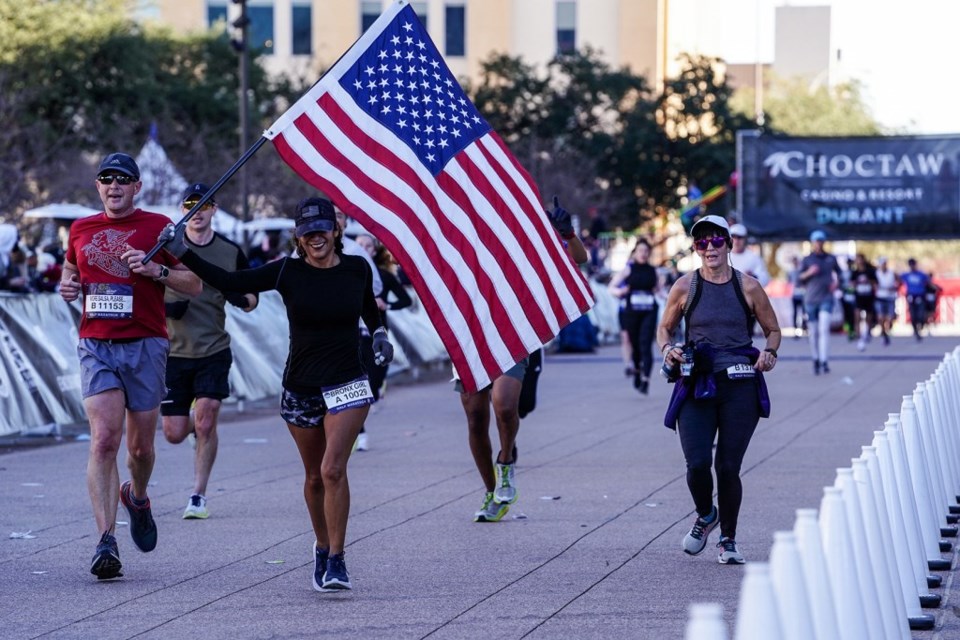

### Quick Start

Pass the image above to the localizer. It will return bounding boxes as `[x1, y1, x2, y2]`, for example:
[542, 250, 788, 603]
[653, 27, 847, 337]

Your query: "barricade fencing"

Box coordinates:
[685, 346, 960, 639]
[0, 286, 624, 437]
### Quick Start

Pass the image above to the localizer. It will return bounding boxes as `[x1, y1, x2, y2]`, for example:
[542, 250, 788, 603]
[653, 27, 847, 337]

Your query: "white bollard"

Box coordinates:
[899, 394, 950, 569]
[865, 442, 940, 627]
[819, 486, 869, 640]
[883, 415, 943, 609]
[685, 602, 728, 640]
[848, 456, 913, 638]
[834, 468, 896, 640]
[734, 563, 783, 640]
[794, 509, 840, 640]
[928, 373, 960, 498]
[913, 384, 952, 521]
[769, 530, 816, 640]
[922, 378, 960, 504]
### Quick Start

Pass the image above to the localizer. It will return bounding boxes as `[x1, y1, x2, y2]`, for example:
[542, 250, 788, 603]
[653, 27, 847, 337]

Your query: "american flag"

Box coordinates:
[264, 0, 594, 392]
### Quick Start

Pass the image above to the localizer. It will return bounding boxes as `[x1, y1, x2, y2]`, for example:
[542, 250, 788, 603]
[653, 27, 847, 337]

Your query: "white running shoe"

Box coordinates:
[355, 433, 369, 451]
[494, 462, 517, 504]
[183, 494, 209, 519]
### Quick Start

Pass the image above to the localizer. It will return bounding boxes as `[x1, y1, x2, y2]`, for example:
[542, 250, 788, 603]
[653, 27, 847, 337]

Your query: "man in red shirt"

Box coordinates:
[60, 152, 201, 580]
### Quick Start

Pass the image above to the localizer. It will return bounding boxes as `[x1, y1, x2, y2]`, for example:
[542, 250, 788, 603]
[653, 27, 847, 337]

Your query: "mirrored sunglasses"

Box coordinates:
[183, 198, 215, 210]
[694, 236, 727, 251]
[97, 174, 136, 185]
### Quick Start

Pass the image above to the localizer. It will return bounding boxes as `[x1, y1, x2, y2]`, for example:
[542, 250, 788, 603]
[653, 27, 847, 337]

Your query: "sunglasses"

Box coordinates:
[183, 198, 215, 210]
[96, 174, 136, 185]
[694, 236, 727, 251]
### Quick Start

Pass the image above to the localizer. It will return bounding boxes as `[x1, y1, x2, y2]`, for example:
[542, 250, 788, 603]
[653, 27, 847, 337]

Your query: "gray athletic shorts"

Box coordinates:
[78, 337, 169, 411]
[454, 357, 529, 394]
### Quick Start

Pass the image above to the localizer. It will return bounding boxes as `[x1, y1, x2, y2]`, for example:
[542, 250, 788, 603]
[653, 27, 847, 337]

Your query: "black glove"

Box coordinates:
[548, 196, 575, 239]
[372, 329, 394, 366]
[224, 292, 251, 309]
[158, 223, 188, 258]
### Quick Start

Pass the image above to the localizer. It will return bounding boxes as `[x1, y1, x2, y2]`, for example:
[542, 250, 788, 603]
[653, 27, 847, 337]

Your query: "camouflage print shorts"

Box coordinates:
[280, 389, 327, 429]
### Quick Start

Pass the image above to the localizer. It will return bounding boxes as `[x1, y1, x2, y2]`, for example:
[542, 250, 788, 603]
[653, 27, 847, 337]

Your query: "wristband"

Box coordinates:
[764, 348, 778, 358]
[373, 326, 387, 337]
[661, 343, 672, 354]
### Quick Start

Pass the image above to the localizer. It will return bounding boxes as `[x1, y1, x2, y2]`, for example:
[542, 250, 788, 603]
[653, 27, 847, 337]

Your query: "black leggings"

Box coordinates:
[623, 308, 657, 379]
[677, 375, 760, 540]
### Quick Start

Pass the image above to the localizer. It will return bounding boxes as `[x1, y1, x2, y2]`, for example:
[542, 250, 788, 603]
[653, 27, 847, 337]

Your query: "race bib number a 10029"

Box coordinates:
[321, 377, 374, 414]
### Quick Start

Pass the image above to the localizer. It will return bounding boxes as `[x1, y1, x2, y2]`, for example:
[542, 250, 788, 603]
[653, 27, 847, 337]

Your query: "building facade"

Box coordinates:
[149, 0, 668, 89]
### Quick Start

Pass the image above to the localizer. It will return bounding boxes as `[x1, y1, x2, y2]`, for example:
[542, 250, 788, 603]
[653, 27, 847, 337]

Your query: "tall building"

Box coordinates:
[149, 0, 668, 88]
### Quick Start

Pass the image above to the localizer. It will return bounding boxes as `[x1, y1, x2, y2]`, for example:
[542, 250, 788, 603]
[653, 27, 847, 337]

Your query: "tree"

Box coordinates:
[732, 74, 881, 136]
[0, 0, 279, 219]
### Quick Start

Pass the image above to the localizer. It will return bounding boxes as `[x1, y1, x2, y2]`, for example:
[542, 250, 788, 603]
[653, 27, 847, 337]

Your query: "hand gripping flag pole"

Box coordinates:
[143, 137, 268, 264]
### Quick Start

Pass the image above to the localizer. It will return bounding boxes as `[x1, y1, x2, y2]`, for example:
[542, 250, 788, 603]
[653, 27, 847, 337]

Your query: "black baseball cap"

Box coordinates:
[295, 197, 336, 237]
[181, 183, 216, 206]
[97, 152, 140, 179]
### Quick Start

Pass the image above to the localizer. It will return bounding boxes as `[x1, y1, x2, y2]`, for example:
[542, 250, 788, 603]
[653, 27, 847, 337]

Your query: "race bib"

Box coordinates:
[84, 283, 133, 319]
[321, 377, 374, 414]
[843, 292, 856, 303]
[726, 364, 756, 379]
[630, 292, 655, 311]
[855, 284, 873, 295]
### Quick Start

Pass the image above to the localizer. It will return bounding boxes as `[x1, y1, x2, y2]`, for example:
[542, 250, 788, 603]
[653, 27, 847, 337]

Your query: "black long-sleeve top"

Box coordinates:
[180, 251, 382, 393]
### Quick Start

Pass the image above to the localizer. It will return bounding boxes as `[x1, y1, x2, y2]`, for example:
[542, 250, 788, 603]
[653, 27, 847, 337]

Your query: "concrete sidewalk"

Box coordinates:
[1, 333, 959, 639]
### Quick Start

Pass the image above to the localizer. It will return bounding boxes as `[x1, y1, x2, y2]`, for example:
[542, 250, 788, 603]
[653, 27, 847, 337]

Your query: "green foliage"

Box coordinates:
[0, 0, 275, 216]
[733, 74, 881, 136]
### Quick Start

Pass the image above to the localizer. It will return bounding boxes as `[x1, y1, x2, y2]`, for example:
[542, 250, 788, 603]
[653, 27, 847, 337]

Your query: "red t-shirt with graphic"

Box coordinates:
[65, 209, 179, 340]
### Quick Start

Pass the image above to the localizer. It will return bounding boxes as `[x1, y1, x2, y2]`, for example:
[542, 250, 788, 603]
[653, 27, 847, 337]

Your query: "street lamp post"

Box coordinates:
[231, 0, 251, 250]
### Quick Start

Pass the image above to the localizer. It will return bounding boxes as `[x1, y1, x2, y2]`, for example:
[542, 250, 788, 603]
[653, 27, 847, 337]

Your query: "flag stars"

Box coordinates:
[439, 138, 449, 149]
[412, 135, 421, 145]
[367, 80, 377, 90]
[394, 64, 403, 73]
[417, 40, 426, 50]
[397, 119, 408, 129]
[353, 79, 363, 90]
[426, 153, 436, 162]
[425, 139, 435, 149]
[403, 22, 413, 32]
[382, 104, 392, 115]
[390, 35, 401, 45]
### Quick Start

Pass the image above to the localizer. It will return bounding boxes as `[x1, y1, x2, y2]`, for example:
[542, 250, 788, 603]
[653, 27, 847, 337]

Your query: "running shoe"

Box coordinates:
[312, 543, 329, 592]
[321, 552, 351, 591]
[494, 461, 518, 504]
[822, 361, 831, 374]
[717, 537, 745, 564]
[813, 360, 821, 376]
[682, 506, 718, 555]
[187, 430, 197, 450]
[355, 432, 369, 451]
[90, 532, 123, 580]
[474, 491, 509, 522]
[119, 480, 157, 552]
[182, 494, 209, 520]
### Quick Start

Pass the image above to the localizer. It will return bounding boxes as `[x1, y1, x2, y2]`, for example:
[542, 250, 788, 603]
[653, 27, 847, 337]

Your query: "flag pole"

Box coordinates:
[143, 136, 268, 264]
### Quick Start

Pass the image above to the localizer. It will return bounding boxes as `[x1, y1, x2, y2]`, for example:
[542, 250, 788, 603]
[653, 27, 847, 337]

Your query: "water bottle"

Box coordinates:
[660, 344, 680, 380]
[680, 343, 694, 377]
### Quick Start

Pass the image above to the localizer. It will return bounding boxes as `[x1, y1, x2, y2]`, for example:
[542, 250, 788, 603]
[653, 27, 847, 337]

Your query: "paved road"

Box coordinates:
[2, 333, 958, 639]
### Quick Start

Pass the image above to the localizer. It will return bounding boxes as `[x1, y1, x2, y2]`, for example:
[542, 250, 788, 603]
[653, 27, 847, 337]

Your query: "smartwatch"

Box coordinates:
[764, 348, 778, 358]
[156, 265, 170, 281]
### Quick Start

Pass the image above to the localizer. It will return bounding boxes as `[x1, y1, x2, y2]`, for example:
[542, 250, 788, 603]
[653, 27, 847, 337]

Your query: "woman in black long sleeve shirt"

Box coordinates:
[166, 197, 390, 593]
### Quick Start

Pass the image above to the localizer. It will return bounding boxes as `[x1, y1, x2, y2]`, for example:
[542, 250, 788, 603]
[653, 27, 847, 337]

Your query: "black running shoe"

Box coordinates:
[312, 543, 329, 592]
[90, 532, 123, 580]
[321, 552, 352, 591]
[822, 361, 830, 374]
[119, 480, 157, 552]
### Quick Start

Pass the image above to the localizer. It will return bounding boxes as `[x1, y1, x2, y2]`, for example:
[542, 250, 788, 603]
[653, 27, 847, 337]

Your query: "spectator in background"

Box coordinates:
[728, 223, 769, 337]
[799, 230, 842, 375]
[925, 273, 943, 327]
[355, 233, 412, 407]
[849, 253, 877, 352]
[901, 258, 931, 341]
[873, 257, 898, 346]
[0, 223, 18, 288]
[247, 230, 287, 268]
[727, 224, 769, 287]
[787, 256, 806, 339]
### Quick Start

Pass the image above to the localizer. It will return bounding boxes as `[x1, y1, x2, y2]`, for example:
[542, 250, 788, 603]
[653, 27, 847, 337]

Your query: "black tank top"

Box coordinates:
[688, 274, 752, 372]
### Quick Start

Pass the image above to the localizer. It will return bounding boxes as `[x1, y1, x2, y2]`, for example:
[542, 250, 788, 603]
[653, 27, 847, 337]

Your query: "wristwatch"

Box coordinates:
[764, 348, 778, 358]
[155, 265, 170, 281]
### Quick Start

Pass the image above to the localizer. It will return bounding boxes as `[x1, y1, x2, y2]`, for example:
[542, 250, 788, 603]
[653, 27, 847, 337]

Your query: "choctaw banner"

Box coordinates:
[737, 131, 960, 240]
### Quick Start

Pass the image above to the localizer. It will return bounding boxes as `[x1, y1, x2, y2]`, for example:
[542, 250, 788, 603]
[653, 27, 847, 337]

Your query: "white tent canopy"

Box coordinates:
[23, 203, 100, 220]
